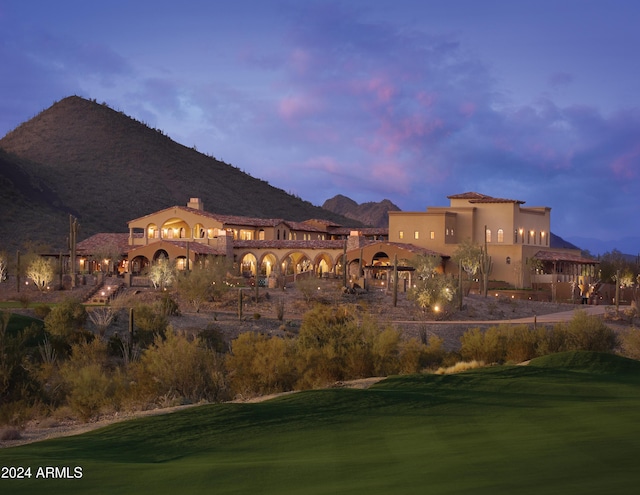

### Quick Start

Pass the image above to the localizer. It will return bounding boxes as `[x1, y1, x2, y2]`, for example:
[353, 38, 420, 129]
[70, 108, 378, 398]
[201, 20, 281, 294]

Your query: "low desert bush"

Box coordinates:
[555, 310, 617, 352]
[226, 332, 297, 398]
[33, 304, 51, 319]
[0, 428, 22, 441]
[460, 311, 617, 364]
[620, 327, 640, 360]
[135, 329, 227, 404]
[435, 360, 485, 375]
[44, 298, 87, 337]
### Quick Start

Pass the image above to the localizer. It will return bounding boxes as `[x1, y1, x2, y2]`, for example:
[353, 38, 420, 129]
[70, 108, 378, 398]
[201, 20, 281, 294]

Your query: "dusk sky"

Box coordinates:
[1, 1, 639, 254]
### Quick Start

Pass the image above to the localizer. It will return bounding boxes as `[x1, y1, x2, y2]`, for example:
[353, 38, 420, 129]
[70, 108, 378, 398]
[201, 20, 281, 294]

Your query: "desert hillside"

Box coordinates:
[0, 96, 358, 252]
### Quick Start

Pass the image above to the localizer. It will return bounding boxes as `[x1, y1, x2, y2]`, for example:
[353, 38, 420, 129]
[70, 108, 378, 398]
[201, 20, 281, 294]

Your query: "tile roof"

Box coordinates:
[76, 233, 132, 255]
[129, 206, 286, 228]
[233, 239, 345, 250]
[127, 240, 225, 256]
[448, 192, 525, 204]
[533, 250, 599, 264]
[346, 240, 447, 259]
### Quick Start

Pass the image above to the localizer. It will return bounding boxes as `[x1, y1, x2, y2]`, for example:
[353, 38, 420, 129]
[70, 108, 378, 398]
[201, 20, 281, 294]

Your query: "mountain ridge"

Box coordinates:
[0, 96, 359, 252]
[322, 194, 401, 228]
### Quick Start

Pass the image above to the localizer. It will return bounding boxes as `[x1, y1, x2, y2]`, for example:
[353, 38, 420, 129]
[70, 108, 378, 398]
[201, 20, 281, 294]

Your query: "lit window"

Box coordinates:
[414, 231, 419, 240]
[486, 229, 492, 243]
[430, 231, 435, 240]
[399, 231, 404, 239]
[497, 229, 504, 243]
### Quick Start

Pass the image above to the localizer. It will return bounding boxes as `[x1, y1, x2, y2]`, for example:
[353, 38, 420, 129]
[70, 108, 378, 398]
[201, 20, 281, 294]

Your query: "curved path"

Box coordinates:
[392, 304, 608, 326]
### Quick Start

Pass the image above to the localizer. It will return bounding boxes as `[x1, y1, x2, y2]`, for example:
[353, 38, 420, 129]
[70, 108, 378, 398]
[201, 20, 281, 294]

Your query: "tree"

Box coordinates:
[526, 257, 544, 291]
[599, 250, 636, 284]
[148, 256, 175, 290]
[44, 298, 87, 337]
[26, 257, 55, 291]
[407, 254, 455, 314]
[91, 241, 122, 275]
[177, 256, 232, 312]
[451, 239, 482, 294]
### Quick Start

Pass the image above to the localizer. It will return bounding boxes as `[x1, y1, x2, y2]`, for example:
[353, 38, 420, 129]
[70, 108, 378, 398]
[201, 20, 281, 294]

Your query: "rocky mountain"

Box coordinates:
[0, 96, 358, 252]
[322, 194, 401, 227]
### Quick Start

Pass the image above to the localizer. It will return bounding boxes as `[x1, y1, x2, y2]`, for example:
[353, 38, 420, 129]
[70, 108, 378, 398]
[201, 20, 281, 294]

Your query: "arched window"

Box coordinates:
[497, 229, 504, 243]
[485, 229, 492, 243]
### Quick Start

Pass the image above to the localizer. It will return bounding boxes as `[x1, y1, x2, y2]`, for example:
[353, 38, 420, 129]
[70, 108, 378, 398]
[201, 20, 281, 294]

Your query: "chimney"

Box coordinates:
[214, 229, 234, 258]
[187, 197, 203, 210]
[347, 230, 366, 251]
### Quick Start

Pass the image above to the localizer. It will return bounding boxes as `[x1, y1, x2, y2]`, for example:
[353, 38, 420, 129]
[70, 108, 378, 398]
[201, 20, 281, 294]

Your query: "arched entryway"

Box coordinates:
[239, 253, 257, 277]
[129, 255, 150, 275]
[314, 253, 333, 277]
[153, 249, 170, 262]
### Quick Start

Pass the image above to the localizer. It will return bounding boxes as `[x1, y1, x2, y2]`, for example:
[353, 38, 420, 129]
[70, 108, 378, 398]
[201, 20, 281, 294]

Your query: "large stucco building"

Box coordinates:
[76, 192, 598, 294]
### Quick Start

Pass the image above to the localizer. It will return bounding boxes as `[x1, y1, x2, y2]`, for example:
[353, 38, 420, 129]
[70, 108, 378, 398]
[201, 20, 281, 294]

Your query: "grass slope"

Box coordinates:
[2, 351, 640, 494]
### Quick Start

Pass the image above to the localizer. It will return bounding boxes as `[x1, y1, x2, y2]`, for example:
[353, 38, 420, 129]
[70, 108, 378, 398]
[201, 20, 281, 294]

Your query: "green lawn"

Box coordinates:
[2, 351, 640, 495]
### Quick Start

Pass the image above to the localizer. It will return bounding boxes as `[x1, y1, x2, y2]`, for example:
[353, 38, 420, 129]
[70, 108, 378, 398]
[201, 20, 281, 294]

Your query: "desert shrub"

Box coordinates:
[296, 276, 323, 304]
[275, 297, 285, 321]
[156, 292, 180, 317]
[59, 340, 114, 421]
[132, 303, 168, 347]
[619, 327, 640, 360]
[502, 325, 540, 363]
[0, 399, 34, 428]
[33, 304, 51, 319]
[435, 360, 485, 375]
[61, 363, 113, 421]
[87, 307, 116, 337]
[226, 332, 297, 398]
[371, 327, 401, 376]
[0, 427, 22, 441]
[555, 310, 617, 352]
[197, 324, 228, 353]
[398, 335, 447, 374]
[44, 298, 87, 337]
[296, 305, 374, 384]
[136, 329, 226, 404]
[460, 327, 504, 363]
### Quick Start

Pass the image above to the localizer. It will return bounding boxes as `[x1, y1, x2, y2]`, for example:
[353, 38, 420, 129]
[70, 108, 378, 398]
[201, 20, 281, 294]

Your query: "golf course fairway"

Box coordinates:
[1, 351, 639, 494]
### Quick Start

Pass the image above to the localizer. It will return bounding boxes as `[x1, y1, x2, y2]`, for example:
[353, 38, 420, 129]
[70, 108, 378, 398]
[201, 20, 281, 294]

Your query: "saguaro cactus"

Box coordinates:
[392, 254, 398, 307]
[128, 307, 135, 344]
[479, 225, 493, 297]
[69, 215, 79, 288]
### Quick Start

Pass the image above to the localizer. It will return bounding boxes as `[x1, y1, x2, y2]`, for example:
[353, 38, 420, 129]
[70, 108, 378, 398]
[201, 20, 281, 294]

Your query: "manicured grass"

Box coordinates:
[2, 351, 640, 494]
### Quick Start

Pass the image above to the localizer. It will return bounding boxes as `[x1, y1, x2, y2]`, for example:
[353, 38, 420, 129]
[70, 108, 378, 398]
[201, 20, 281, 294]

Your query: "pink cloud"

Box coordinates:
[367, 77, 396, 104]
[459, 101, 477, 117]
[277, 94, 319, 120]
[610, 145, 640, 179]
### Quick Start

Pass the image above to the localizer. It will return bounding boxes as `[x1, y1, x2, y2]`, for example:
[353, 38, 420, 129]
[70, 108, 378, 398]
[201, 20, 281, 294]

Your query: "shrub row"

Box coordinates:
[460, 310, 618, 364]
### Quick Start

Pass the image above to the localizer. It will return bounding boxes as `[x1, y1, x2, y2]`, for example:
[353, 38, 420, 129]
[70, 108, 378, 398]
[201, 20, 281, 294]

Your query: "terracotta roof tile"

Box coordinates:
[76, 233, 132, 255]
[448, 192, 524, 204]
[533, 250, 599, 264]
